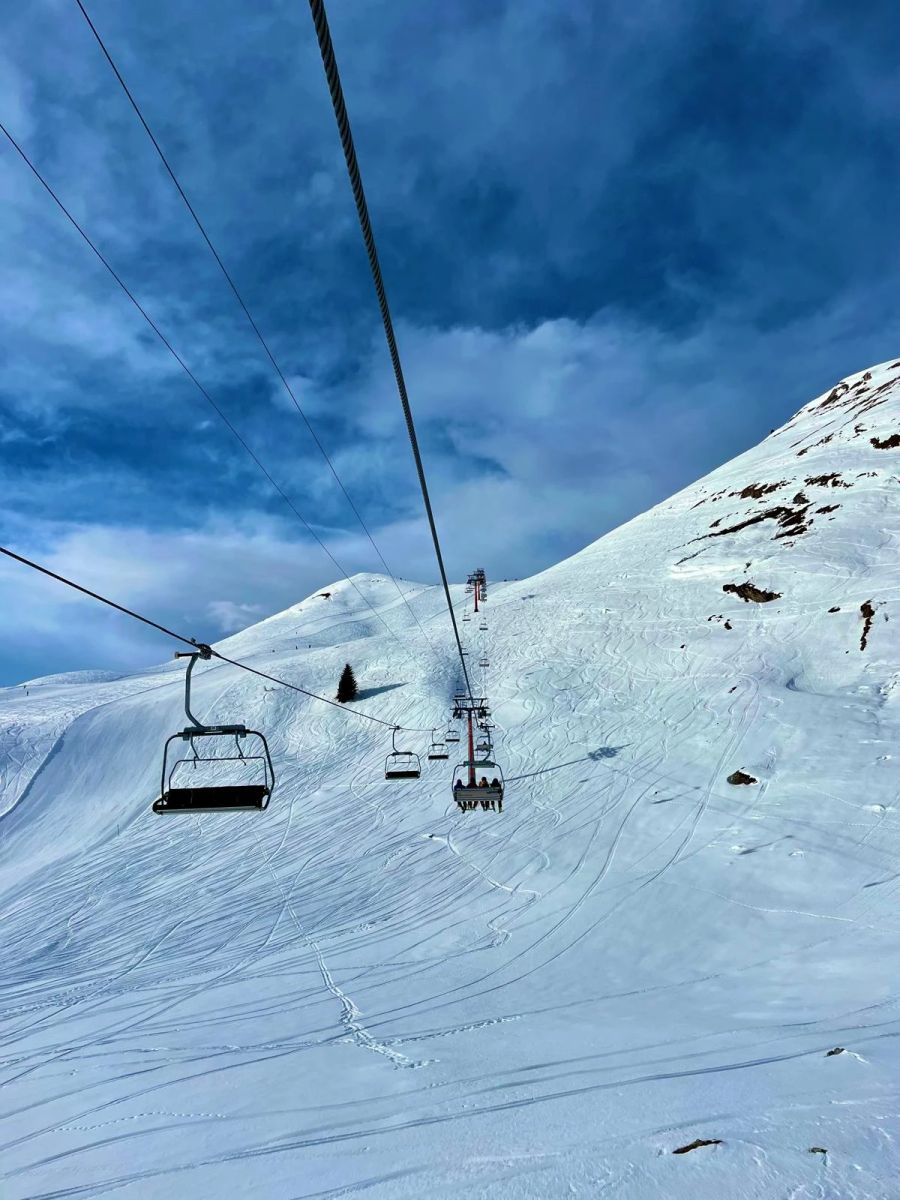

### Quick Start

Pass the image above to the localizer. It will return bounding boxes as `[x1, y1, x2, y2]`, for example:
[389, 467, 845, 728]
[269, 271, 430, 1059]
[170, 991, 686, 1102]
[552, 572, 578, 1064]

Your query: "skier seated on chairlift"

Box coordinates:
[454, 778, 463, 790]
[478, 776, 489, 788]
[491, 777, 500, 789]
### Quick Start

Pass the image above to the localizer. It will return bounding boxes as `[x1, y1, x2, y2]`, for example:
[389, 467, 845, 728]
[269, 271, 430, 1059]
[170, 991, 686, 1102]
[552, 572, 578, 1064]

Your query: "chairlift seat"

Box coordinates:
[154, 784, 270, 813]
[385, 764, 421, 779]
[428, 750, 449, 760]
[454, 785, 503, 809]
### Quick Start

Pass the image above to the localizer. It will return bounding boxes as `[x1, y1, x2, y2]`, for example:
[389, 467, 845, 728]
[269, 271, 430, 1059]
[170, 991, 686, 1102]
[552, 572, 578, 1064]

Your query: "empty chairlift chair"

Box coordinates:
[428, 730, 449, 761]
[446, 725, 461, 744]
[452, 758, 504, 812]
[385, 727, 421, 780]
[479, 656, 490, 668]
[154, 651, 275, 814]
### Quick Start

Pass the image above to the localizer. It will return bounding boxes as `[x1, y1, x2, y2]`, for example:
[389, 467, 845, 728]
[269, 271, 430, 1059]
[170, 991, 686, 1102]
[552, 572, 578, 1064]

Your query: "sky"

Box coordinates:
[1, 0, 899, 684]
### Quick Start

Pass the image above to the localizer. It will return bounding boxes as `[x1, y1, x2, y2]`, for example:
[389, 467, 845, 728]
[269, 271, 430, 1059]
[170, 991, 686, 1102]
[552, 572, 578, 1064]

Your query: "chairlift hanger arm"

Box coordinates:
[175, 651, 209, 731]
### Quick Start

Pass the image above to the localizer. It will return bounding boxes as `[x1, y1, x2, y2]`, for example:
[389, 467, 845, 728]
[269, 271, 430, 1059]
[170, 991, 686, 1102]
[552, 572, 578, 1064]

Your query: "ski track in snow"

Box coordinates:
[3, 365, 900, 1197]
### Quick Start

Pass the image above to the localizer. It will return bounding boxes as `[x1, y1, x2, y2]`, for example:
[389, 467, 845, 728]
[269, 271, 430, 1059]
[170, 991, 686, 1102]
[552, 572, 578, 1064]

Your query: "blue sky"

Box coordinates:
[2, 0, 899, 683]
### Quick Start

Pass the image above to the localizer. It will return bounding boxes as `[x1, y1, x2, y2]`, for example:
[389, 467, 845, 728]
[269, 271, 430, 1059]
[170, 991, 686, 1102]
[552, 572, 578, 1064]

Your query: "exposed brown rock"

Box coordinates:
[871, 433, 900, 449]
[705, 503, 810, 542]
[773, 505, 811, 538]
[727, 770, 758, 785]
[805, 473, 850, 487]
[817, 382, 850, 409]
[860, 601, 875, 650]
[723, 582, 781, 603]
[693, 488, 728, 508]
[731, 480, 787, 500]
[673, 1138, 722, 1155]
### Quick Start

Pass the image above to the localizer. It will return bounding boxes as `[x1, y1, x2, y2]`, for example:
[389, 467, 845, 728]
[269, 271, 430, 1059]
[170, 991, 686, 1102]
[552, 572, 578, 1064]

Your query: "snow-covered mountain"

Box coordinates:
[2, 359, 900, 1198]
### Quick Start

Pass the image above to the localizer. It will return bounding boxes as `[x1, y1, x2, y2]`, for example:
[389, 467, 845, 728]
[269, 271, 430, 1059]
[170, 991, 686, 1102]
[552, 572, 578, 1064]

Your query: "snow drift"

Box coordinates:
[2, 360, 900, 1198]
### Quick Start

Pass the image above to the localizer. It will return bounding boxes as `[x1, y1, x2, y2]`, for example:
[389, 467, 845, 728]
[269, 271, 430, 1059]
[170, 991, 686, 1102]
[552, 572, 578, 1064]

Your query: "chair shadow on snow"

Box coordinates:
[507, 746, 627, 783]
[355, 682, 407, 701]
[510, 742, 771, 814]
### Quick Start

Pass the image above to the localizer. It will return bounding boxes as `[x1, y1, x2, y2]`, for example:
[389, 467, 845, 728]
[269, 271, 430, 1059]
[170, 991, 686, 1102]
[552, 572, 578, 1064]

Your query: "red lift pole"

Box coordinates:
[467, 712, 476, 786]
[474, 581, 479, 613]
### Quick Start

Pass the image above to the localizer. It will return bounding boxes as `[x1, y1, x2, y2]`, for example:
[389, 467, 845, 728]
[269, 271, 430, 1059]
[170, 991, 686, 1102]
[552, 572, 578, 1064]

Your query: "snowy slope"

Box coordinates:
[2, 360, 900, 1198]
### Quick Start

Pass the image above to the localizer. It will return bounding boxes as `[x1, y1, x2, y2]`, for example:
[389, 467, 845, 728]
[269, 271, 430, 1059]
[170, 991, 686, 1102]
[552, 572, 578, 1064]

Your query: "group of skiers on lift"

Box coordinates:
[454, 775, 500, 790]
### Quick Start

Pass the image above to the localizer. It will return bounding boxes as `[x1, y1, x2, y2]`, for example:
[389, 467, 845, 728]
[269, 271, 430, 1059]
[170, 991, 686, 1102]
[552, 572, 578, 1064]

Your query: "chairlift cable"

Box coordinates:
[306, 0, 474, 704]
[0, 544, 433, 733]
[0, 120, 425, 673]
[72, 0, 444, 673]
[0, 545, 202, 652]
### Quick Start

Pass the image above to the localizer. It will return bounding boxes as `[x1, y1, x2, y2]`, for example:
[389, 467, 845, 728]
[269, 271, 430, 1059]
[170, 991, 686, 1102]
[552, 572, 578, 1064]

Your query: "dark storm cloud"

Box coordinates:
[1, 0, 899, 680]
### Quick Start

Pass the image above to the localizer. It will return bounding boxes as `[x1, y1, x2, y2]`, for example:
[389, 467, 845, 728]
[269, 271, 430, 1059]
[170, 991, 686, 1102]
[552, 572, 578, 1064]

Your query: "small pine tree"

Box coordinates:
[336, 663, 358, 703]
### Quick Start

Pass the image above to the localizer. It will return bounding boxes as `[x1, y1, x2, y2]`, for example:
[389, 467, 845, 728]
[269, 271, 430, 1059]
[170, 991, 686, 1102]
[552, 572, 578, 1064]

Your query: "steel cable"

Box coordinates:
[306, 0, 474, 704]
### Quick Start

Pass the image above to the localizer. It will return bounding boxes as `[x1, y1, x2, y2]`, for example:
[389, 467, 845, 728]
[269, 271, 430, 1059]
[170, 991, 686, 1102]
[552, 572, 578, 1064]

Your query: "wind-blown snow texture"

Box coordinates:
[3, 360, 900, 1198]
